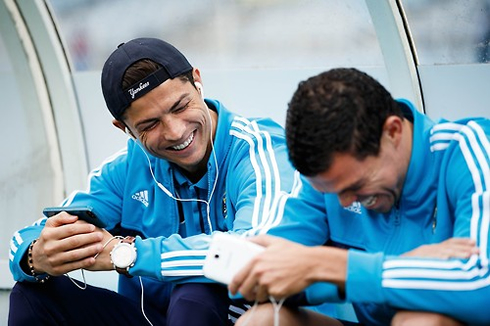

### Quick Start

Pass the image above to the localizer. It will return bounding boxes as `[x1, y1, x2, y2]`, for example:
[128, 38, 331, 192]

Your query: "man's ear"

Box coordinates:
[192, 68, 202, 85]
[383, 116, 404, 146]
[113, 119, 136, 139]
[113, 119, 126, 133]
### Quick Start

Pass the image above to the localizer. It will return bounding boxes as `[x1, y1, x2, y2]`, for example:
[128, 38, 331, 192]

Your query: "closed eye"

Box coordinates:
[172, 99, 191, 114]
[137, 120, 159, 133]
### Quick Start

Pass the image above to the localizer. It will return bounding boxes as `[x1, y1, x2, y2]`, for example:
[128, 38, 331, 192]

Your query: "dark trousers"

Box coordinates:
[8, 276, 233, 326]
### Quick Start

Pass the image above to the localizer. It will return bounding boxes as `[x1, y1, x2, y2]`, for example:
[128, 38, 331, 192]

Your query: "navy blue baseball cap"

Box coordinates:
[101, 37, 193, 119]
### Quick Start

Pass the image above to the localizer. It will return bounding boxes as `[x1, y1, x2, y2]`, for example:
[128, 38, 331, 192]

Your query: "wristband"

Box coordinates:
[27, 239, 51, 283]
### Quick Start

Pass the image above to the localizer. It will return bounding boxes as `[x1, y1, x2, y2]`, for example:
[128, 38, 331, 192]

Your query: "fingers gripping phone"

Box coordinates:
[42, 206, 106, 228]
[203, 233, 264, 285]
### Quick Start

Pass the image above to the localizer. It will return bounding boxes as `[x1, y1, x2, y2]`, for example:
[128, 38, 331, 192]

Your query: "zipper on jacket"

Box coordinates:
[169, 170, 182, 235]
[390, 205, 402, 249]
[393, 203, 401, 226]
[384, 204, 402, 254]
[431, 205, 437, 234]
[205, 162, 215, 234]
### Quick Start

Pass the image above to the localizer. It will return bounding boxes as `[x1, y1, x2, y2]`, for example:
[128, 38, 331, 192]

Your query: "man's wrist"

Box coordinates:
[20, 246, 32, 275]
[311, 246, 347, 286]
[27, 239, 50, 283]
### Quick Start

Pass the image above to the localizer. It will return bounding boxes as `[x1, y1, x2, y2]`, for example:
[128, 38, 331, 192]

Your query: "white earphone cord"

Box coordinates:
[133, 89, 219, 233]
[128, 89, 218, 325]
[139, 276, 154, 326]
[239, 297, 285, 326]
[65, 236, 125, 290]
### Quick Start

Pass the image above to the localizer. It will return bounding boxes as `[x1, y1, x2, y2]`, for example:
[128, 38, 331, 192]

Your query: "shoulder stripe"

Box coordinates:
[431, 122, 464, 133]
[459, 123, 489, 267]
[382, 120, 490, 292]
[230, 117, 282, 229]
[256, 171, 302, 234]
[244, 170, 302, 236]
[429, 122, 463, 152]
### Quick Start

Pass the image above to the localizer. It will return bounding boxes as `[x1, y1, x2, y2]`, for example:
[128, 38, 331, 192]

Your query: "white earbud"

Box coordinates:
[195, 82, 204, 98]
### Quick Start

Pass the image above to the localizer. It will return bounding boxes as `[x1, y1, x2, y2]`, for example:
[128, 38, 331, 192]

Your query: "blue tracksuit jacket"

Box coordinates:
[9, 99, 298, 308]
[263, 100, 490, 325]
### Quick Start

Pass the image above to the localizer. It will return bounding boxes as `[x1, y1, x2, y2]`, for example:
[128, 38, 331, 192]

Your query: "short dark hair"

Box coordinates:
[286, 68, 402, 176]
[119, 59, 195, 120]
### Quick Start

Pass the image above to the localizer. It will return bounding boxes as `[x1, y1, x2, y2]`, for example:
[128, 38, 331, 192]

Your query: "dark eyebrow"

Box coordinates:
[134, 93, 189, 129]
[168, 93, 190, 112]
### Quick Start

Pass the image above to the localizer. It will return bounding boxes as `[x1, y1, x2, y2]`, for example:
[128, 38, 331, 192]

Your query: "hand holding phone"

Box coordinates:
[43, 206, 106, 228]
[203, 233, 264, 285]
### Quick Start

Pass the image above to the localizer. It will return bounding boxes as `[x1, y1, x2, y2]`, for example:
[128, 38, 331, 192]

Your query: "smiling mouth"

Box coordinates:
[360, 195, 377, 208]
[171, 132, 194, 151]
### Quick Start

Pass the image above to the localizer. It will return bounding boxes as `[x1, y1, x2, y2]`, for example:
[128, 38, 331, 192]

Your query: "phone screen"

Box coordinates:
[42, 206, 106, 228]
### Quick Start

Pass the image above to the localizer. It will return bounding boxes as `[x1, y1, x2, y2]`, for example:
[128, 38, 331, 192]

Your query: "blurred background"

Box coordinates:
[1, 0, 489, 322]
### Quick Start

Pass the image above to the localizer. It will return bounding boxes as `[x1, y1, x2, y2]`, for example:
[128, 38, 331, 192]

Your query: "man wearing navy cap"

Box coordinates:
[8, 38, 298, 325]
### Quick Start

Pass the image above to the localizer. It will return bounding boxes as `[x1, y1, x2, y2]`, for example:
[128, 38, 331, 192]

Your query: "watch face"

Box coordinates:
[112, 243, 136, 268]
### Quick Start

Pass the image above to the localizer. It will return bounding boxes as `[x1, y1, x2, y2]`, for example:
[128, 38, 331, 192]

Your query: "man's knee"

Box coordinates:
[9, 281, 44, 308]
[167, 283, 230, 326]
[392, 311, 464, 326]
[236, 304, 343, 326]
[9, 281, 57, 325]
[235, 303, 275, 326]
[9, 290, 31, 325]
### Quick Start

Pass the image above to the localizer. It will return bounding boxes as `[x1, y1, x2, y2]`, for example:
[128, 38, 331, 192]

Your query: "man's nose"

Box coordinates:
[161, 117, 185, 141]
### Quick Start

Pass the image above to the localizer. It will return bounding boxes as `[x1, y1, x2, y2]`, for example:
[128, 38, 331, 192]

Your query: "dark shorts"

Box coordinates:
[8, 276, 238, 326]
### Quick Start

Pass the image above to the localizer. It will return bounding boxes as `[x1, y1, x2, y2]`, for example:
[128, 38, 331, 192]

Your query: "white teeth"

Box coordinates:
[172, 133, 194, 150]
[360, 195, 377, 207]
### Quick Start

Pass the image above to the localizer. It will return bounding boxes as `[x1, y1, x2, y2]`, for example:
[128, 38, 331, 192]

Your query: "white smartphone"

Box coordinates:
[203, 233, 264, 285]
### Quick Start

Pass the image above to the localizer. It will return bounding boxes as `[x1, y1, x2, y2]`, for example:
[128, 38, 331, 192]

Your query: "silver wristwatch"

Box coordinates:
[110, 236, 137, 278]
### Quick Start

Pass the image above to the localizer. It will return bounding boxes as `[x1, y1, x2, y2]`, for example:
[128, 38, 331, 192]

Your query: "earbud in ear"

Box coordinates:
[195, 82, 204, 98]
